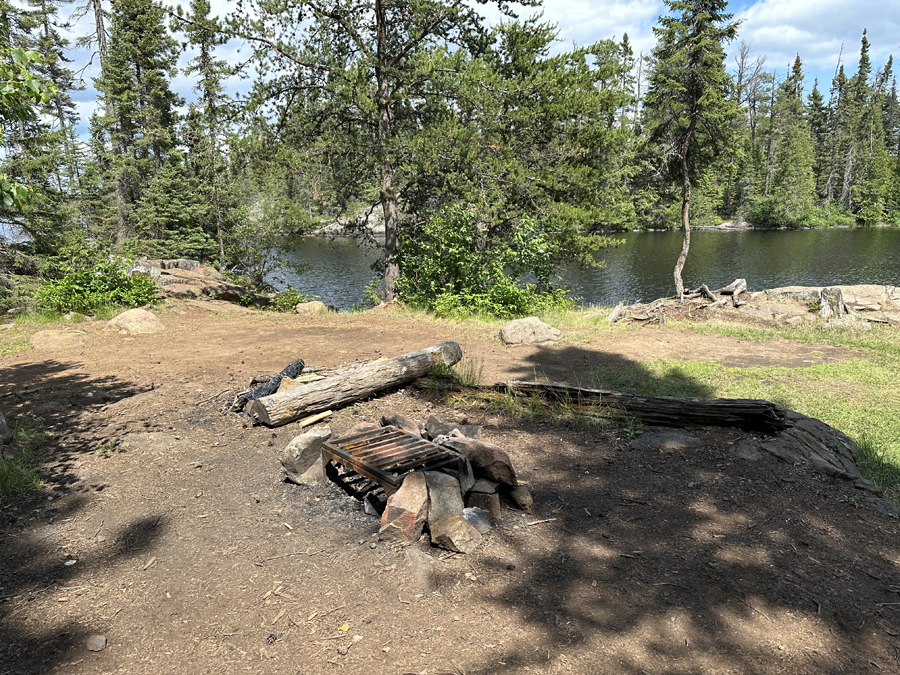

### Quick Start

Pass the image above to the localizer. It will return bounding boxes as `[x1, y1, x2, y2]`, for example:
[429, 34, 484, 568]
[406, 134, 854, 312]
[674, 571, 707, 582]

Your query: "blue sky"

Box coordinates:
[66, 0, 898, 137]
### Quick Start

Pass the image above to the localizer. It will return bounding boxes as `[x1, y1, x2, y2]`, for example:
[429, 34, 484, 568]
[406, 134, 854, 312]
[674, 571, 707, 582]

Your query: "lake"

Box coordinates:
[277, 228, 900, 309]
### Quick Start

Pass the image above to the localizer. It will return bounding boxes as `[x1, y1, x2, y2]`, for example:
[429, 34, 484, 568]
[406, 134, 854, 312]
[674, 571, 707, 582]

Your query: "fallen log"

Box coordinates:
[495, 380, 789, 432]
[247, 342, 463, 427]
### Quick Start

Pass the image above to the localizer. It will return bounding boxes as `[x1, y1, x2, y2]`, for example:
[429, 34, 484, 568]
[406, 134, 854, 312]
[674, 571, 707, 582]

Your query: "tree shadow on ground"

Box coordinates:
[449, 342, 900, 674]
[0, 359, 157, 672]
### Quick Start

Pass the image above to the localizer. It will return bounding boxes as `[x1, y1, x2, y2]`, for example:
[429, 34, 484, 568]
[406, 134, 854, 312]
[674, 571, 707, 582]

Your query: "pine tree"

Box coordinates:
[179, 0, 232, 268]
[642, 0, 739, 296]
[91, 0, 183, 246]
[766, 56, 816, 226]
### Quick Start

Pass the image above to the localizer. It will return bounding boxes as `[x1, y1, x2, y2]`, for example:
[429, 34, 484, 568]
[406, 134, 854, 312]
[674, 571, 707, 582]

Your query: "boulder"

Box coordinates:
[29, 329, 86, 350]
[380, 413, 421, 436]
[759, 411, 861, 480]
[295, 301, 328, 314]
[437, 438, 517, 486]
[499, 317, 562, 345]
[425, 471, 464, 526]
[430, 513, 482, 554]
[379, 472, 429, 542]
[104, 308, 165, 335]
[279, 426, 332, 483]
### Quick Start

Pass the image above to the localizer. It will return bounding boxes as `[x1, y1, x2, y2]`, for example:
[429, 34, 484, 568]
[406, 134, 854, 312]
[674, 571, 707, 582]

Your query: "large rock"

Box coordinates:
[759, 411, 861, 480]
[104, 308, 164, 335]
[499, 317, 562, 345]
[379, 472, 429, 542]
[381, 413, 421, 437]
[29, 329, 86, 350]
[295, 301, 328, 314]
[279, 426, 332, 483]
[425, 471, 464, 526]
[437, 438, 517, 486]
[430, 513, 482, 554]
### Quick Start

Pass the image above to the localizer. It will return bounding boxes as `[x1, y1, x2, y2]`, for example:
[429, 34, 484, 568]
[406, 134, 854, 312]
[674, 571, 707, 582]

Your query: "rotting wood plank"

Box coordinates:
[495, 380, 789, 432]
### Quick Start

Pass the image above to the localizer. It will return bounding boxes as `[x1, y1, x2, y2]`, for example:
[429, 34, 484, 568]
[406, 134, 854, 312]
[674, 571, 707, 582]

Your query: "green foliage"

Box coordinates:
[267, 287, 315, 313]
[35, 251, 158, 314]
[0, 416, 46, 499]
[396, 205, 576, 318]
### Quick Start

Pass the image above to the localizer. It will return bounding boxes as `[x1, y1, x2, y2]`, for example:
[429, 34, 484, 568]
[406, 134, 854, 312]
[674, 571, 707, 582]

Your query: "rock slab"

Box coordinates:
[425, 471, 464, 526]
[279, 426, 332, 484]
[499, 317, 562, 345]
[104, 308, 165, 335]
[430, 513, 482, 554]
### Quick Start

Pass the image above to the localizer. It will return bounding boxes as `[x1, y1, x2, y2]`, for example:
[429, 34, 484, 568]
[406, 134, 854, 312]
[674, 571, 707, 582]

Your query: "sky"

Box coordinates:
[64, 0, 899, 137]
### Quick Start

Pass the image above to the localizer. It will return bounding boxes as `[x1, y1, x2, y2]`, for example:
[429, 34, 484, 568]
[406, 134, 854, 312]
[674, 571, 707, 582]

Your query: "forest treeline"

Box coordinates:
[0, 0, 898, 312]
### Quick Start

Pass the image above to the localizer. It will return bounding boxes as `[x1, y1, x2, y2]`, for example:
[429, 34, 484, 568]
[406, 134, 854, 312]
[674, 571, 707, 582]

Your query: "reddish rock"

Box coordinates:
[379, 473, 429, 542]
[439, 438, 517, 486]
[430, 513, 482, 554]
[380, 413, 421, 437]
[344, 422, 380, 437]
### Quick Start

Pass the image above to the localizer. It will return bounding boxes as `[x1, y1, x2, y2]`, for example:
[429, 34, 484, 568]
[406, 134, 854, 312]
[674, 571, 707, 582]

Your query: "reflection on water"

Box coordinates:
[278, 229, 900, 309]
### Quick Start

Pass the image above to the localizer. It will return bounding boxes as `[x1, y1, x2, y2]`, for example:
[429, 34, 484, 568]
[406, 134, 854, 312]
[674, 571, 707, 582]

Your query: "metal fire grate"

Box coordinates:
[321, 426, 464, 497]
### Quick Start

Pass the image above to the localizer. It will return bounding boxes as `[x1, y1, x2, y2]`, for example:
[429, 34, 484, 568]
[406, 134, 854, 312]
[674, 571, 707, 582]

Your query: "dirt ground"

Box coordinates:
[1, 301, 898, 675]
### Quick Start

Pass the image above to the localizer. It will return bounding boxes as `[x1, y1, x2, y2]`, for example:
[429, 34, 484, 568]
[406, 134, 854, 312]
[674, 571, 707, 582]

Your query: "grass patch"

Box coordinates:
[589, 343, 900, 497]
[0, 417, 47, 501]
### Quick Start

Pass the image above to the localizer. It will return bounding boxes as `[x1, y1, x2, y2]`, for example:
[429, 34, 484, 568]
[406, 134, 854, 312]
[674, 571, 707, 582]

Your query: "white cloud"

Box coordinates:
[733, 0, 898, 82]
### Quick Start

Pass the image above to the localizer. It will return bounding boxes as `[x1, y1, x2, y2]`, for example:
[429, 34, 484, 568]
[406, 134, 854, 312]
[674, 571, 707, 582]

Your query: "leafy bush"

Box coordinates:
[396, 205, 575, 318]
[36, 253, 158, 314]
[267, 287, 316, 312]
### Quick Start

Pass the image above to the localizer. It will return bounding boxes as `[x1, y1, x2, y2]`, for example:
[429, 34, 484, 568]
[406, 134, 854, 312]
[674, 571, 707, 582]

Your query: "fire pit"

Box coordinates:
[321, 425, 466, 499]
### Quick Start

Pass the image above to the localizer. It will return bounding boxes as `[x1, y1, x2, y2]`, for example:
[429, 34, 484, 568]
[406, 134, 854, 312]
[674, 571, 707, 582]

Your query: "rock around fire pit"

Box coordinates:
[277, 413, 532, 554]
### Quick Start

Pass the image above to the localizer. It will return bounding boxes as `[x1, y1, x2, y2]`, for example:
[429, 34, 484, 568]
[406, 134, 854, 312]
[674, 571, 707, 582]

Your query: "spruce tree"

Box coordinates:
[91, 0, 183, 247]
[642, 0, 739, 296]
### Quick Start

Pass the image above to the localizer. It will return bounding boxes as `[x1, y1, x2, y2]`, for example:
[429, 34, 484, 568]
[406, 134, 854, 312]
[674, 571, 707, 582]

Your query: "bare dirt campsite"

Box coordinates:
[1, 302, 899, 674]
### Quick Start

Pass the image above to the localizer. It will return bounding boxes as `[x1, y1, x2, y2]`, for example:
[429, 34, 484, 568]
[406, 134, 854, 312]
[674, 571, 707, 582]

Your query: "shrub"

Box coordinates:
[396, 205, 576, 318]
[36, 253, 158, 314]
[267, 287, 316, 313]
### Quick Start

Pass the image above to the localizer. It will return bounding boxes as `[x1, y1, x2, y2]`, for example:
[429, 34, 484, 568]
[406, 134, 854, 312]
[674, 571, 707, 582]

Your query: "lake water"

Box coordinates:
[277, 228, 900, 309]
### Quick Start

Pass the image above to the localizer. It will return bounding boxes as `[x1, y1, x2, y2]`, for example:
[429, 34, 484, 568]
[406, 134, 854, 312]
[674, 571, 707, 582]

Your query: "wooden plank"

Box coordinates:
[495, 380, 789, 432]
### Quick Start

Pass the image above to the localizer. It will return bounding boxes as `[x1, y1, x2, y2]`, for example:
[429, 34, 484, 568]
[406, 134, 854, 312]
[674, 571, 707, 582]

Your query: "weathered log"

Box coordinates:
[494, 380, 789, 432]
[247, 342, 463, 427]
[715, 278, 747, 295]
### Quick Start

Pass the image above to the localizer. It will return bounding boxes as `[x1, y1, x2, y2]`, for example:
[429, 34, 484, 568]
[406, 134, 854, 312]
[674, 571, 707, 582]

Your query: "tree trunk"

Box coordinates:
[496, 381, 789, 432]
[246, 342, 463, 427]
[674, 124, 694, 298]
[375, 0, 400, 302]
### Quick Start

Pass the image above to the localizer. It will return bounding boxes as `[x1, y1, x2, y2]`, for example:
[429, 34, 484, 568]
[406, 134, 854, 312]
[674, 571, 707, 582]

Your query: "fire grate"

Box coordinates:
[321, 425, 464, 497]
